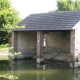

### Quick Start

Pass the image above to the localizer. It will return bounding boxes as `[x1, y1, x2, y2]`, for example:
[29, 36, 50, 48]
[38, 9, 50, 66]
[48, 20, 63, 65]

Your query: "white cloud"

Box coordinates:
[10, 0, 57, 19]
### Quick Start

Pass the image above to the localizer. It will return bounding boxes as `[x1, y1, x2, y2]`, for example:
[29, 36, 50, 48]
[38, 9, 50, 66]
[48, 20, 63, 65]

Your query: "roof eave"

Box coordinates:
[12, 28, 72, 31]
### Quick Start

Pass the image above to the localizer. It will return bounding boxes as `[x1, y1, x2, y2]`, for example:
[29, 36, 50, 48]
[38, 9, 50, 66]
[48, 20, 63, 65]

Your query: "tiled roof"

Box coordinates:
[14, 10, 80, 31]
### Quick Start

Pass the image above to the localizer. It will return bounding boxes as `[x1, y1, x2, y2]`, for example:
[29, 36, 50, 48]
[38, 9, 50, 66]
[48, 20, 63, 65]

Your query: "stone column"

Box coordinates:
[12, 31, 18, 52]
[45, 33, 49, 49]
[70, 30, 78, 67]
[37, 31, 44, 63]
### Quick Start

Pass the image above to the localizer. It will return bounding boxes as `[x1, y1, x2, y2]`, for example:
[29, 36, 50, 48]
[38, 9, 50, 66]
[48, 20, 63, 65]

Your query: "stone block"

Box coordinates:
[36, 57, 44, 63]
[74, 62, 79, 68]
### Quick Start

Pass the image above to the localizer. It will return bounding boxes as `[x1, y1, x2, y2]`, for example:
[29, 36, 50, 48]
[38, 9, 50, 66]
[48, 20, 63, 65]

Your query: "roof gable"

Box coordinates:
[73, 21, 80, 30]
[14, 10, 80, 31]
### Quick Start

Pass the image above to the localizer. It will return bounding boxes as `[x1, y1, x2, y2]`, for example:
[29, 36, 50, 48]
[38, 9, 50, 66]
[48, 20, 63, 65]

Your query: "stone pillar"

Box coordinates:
[70, 30, 75, 67]
[45, 33, 49, 49]
[70, 30, 78, 67]
[37, 31, 44, 63]
[12, 31, 18, 52]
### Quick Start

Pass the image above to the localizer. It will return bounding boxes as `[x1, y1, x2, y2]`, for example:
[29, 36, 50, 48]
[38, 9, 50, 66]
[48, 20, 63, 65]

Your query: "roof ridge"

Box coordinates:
[30, 10, 80, 16]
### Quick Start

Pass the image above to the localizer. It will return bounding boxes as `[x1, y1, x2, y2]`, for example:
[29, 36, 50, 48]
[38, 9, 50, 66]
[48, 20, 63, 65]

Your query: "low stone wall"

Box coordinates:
[0, 48, 9, 59]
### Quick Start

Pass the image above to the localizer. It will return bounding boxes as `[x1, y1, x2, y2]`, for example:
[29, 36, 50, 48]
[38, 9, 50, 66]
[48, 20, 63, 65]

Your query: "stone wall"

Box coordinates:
[18, 31, 37, 53]
[11, 31, 37, 59]
[70, 30, 75, 57]
[75, 28, 80, 55]
[0, 48, 9, 59]
[46, 31, 70, 53]
[70, 28, 80, 67]
[75, 27, 80, 62]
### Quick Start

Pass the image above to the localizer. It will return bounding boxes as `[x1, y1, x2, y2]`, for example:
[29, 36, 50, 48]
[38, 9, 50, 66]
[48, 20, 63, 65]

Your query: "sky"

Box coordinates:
[10, 0, 57, 19]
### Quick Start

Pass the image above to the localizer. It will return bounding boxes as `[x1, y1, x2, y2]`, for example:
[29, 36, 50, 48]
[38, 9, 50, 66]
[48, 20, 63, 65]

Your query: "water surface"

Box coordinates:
[0, 59, 79, 80]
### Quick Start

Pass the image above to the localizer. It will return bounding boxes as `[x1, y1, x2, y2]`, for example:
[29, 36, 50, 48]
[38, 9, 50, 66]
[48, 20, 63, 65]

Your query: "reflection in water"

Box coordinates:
[0, 60, 11, 71]
[0, 60, 18, 80]
[0, 60, 80, 80]
[0, 74, 18, 80]
[73, 68, 80, 80]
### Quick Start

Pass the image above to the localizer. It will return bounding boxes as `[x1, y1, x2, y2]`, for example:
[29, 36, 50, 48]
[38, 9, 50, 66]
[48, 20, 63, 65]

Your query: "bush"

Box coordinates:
[0, 44, 10, 48]
[0, 31, 11, 44]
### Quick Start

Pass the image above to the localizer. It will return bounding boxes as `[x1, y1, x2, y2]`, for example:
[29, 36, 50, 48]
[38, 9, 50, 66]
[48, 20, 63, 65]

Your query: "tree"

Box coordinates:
[0, 0, 21, 44]
[0, 0, 21, 31]
[57, 0, 80, 11]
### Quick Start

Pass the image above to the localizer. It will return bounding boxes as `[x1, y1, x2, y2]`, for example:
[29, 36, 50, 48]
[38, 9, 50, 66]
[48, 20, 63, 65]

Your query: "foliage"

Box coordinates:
[9, 52, 21, 57]
[0, 32, 11, 44]
[0, 74, 18, 79]
[0, 44, 10, 48]
[0, 0, 21, 44]
[0, 44, 21, 60]
[0, 0, 21, 31]
[13, 25, 25, 29]
[57, 0, 80, 11]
